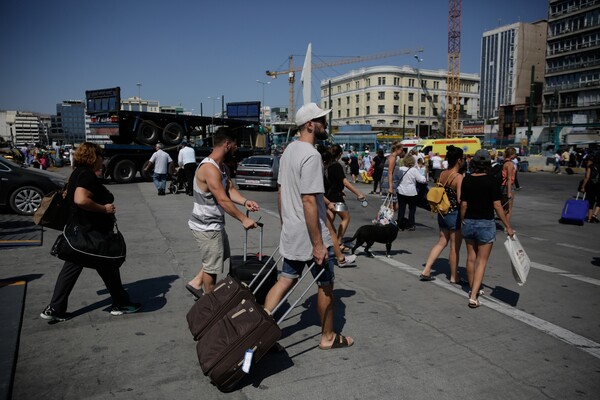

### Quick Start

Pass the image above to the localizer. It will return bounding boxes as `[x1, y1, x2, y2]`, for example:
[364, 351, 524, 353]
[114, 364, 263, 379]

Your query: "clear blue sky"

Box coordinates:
[0, 0, 549, 115]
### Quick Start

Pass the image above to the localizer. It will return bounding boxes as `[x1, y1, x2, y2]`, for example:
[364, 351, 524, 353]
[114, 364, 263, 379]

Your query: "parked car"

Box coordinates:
[235, 155, 279, 190]
[0, 155, 65, 215]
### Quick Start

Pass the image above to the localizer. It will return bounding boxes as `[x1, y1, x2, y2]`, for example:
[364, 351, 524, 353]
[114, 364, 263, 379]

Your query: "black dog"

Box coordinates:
[350, 223, 399, 258]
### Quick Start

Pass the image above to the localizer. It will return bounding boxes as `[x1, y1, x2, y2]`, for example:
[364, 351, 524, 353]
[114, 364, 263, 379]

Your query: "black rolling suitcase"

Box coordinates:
[229, 217, 278, 305]
[193, 263, 325, 392]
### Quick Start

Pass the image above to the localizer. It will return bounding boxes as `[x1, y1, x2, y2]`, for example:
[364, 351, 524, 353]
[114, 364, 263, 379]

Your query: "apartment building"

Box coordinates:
[479, 21, 547, 120]
[320, 65, 480, 136]
[0, 111, 48, 145]
[543, 0, 600, 126]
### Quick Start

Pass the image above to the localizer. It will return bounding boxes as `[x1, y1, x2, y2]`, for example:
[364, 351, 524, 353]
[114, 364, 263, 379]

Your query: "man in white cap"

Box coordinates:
[264, 103, 354, 350]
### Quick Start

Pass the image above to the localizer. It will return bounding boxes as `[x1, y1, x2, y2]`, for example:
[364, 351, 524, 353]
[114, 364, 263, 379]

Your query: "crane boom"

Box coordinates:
[266, 47, 424, 118]
[446, 0, 462, 138]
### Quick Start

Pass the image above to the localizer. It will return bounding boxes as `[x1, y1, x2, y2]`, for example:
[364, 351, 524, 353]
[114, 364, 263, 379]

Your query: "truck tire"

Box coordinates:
[141, 161, 153, 182]
[112, 159, 137, 184]
[162, 122, 184, 145]
[136, 121, 160, 145]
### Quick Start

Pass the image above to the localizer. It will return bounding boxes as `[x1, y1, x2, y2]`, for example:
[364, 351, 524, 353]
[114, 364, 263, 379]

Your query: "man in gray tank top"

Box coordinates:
[185, 129, 260, 297]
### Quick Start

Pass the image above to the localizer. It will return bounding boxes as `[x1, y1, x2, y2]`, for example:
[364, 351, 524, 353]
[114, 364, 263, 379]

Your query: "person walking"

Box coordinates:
[371, 149, 385, 194]
[185, 129, 260, 297]
[145, 143, 172, 195]
[554, 151, 562, 174]
[177, 141, 197, 196]
[40, 142, 141, 322]
[501, 147, 517, 224]
[420, 145, 464, 283]
[581, 153, 600, 223]
[349, 150, 360, 183]
[460, 150, 514, 308]
[381, 143, 404, 215]
[263, 102, 354, 350]
[396, 153, 427, 231]
[430, 152, 443, 182]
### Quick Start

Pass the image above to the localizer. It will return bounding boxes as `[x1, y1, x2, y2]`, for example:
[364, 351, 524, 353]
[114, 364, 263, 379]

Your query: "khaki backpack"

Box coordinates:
[426, 172, 457, 215]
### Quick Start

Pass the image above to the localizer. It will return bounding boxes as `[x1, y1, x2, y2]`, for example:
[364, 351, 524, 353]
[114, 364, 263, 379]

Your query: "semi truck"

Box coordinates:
[85, 87, 262, 183]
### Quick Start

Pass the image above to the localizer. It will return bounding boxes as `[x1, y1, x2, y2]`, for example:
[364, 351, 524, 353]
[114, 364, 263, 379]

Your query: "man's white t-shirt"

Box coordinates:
[277, 141, 332, 261]
[149, 149, 172, 174]
[432, 155, 443, 169]
[178, 146, 196, 167]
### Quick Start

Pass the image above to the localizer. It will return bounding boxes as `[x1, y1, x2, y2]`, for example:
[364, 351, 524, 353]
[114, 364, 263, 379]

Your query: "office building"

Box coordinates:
[51, 101, 86, 144]
[320, 65, 480, 136]
[543, 0, 600, 126]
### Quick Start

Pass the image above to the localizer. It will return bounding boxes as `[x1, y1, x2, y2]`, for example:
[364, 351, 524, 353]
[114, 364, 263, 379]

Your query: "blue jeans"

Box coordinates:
[280, 247, 335, 286]
[153, 173, 167, 191]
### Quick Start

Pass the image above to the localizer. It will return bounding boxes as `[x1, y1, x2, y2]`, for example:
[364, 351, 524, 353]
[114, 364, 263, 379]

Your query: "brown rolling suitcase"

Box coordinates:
[194, 262, 324, 392]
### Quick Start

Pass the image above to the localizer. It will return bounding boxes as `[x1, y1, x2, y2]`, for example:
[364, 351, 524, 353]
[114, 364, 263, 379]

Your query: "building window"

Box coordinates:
[378, 77, 386, 85]
[392, 119, 399, 125]
[433, 94, 438, 103]
[409, 78, 415, 87]
[421, 79, 427, 88]
[378, 92, 385, 100]
[366, 93, 371, 101]
[377, 119, 385, 124]
[366, 78, 370, 86]
[393, 105, 399, 114]
[393, 77, 400, 85]
[346, 96, 350, 104]
[355, 94, 360, 103]
[337, 85, 341, 93]
[433, 108, 438, 116]
[337, 98, 341, 106]
[366, 106, 370, 114]
[355, 107, 360, 116]
[433, 81, 439, 89]
[421, 94, 426, 102]
[408, 106, 414, 115]
[378, 105, 385, 114]
[323, 88, 328, 96]
[420, 107, 426, 116]
[338, 110, 341, 118]
[346, 83, 351, 90]
[408, 93, 414, 101]
[355, 81, 360, 89]
[393, 92, 399, 100]
[346, 109, 350, 117]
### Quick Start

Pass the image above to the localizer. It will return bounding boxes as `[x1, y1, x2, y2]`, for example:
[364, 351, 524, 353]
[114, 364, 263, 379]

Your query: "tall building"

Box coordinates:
[543, 0, 600, 126]
[51, 101, 86, 144]
[320, 65, 480, 136]
[479, 21, 548, 120]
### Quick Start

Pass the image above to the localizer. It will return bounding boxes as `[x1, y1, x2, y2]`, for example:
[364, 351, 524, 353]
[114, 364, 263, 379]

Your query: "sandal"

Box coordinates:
[339, 245, 350, 254]
[319, 333, 354, 350]
[468, 298, 480, 308]
[419, 274, 435, 281]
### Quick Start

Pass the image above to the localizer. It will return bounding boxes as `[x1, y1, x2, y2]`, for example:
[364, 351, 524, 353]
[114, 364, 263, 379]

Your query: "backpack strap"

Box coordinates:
[438, 171, 457, 188]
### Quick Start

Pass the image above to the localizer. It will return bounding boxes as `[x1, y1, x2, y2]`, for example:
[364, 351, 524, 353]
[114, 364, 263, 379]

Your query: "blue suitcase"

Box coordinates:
[559, 193, 589, 226]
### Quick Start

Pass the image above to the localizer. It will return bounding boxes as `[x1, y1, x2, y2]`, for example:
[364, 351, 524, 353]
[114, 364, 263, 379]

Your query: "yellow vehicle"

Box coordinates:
[413, 137, 482, 157]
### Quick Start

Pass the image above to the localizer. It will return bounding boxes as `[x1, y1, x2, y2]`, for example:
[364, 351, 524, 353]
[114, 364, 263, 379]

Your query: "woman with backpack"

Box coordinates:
[581, 153, 600, 223]
[419, 145, 464, 282]
[460, 150, 514, 308]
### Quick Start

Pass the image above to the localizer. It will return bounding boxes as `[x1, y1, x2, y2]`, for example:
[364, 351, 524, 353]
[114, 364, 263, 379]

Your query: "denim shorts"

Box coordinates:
[461, 218, 496, 244]
[438, 209, 460, 231]
[280, 247, 335, 286]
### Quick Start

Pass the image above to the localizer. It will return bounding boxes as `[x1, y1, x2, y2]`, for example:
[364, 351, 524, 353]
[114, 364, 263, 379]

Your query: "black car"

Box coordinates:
[0, 155, 66, 215]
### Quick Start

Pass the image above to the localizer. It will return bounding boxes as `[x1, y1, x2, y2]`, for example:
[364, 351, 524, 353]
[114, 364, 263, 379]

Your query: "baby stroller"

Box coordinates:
[169, 167, 188, 194]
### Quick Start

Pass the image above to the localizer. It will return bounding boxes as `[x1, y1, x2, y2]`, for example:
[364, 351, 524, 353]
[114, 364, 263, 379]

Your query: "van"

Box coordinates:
[400, 139, 420, 153]
[413, 137, 482, 157]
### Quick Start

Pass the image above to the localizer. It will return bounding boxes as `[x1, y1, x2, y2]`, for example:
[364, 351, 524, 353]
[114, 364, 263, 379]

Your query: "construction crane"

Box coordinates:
[446, 0, 462, 138]
[266, 48, 424, 119]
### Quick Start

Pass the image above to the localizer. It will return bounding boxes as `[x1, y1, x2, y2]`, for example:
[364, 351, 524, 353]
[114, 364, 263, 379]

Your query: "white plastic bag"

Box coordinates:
[503, 233, 531, 286]
[373, 194, 394, 226]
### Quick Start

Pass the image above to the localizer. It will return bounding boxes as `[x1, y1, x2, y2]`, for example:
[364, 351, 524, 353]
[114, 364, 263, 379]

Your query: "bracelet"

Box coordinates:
[243, 199, 248, 207]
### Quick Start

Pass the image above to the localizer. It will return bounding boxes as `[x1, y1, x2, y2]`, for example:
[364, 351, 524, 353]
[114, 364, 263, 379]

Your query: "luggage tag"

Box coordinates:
[242, 349, 254, 373]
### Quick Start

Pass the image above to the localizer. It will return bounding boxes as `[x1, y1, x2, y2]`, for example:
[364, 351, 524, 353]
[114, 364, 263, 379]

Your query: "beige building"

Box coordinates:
[320, 65, 480, 135]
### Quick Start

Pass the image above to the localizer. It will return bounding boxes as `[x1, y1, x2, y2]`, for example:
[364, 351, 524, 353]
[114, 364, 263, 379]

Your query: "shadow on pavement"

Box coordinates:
[0, 274, 43, 285]
[96, 274, 180, 313]
[488, 285, 521, 307]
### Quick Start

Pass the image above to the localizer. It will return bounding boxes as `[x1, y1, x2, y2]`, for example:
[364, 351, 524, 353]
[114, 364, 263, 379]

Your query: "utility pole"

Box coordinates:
[526, 66, 534, 155]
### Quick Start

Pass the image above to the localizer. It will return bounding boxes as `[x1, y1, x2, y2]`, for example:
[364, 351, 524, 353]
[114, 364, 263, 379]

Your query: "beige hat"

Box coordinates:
[295, 102, 331, 126]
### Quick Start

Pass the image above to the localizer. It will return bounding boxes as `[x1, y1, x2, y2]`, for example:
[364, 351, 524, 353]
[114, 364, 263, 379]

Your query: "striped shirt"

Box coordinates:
[188, 158, 228, 231]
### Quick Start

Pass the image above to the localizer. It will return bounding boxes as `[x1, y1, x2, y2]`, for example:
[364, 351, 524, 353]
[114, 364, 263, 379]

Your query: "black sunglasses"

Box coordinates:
[311, 117, 327, 125]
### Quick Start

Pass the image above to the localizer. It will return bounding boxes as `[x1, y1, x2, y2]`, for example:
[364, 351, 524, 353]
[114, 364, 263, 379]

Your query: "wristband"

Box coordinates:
[243, 199, 248, 207]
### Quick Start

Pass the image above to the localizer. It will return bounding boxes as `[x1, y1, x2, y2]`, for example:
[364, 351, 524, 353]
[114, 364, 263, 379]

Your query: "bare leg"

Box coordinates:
[317, 284, 353, 348]
[263, 276, 296, 314]
[465, 240, 477, 288]
[421, 229, 450, 277]
[448, 230, 463, 282]
[336, 210, 351, 245]
[469, 243, 493, 301]
[187, 269, 217, 294]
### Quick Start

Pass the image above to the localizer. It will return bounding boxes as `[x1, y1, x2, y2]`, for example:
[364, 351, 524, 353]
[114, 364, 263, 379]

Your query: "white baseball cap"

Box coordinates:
[295, 102, 332, 126]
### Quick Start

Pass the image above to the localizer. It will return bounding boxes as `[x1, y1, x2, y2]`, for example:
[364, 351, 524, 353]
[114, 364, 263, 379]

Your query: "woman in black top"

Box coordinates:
[325, 145, 366, 251]
[581, 154, 600, 223]
[460, 150, 513, 309]
[40, 142, 141, 322]
[370, 149, 385, 194]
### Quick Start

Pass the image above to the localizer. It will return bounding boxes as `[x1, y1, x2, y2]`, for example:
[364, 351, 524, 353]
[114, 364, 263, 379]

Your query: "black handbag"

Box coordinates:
[33, 185, 69, 231]
[51, 219, 127, 269]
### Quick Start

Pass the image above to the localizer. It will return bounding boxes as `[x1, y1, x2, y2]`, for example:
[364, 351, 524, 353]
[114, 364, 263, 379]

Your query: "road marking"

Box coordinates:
[374, 253, 600, 360]
[529, 262, 600, 287]
[556, 242, 600, 254]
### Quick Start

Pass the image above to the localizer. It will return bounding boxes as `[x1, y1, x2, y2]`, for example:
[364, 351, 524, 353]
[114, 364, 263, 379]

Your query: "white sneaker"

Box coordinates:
[338, 254, 357, 267]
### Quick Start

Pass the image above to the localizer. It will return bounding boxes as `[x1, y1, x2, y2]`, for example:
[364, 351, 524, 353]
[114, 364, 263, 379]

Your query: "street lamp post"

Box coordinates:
[256, 80, 270, 125]
[414, 55, 423, 138]
[208, 96, 221, 133]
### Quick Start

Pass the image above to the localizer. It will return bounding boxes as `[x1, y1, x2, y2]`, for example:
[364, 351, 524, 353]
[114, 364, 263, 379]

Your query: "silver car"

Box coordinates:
[235, 155, 279, 190]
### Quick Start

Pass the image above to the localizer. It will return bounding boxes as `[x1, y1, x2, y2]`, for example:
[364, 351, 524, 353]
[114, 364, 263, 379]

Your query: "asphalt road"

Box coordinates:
[1, 167, 599, 400]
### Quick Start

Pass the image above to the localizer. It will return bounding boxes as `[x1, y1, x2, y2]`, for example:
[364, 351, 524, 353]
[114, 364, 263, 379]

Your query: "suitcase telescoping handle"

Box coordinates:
[247, 247, 282, 295]
[243, 210, 263, 262]
[576, 192, 586, 201]
[271, 262, 326, 325]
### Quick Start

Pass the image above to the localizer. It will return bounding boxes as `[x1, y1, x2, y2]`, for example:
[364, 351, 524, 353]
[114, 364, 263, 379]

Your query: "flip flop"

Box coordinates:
[419, 274, 435, 281]
[319, 334, 354, 350]
[185, 284, 203, 299]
